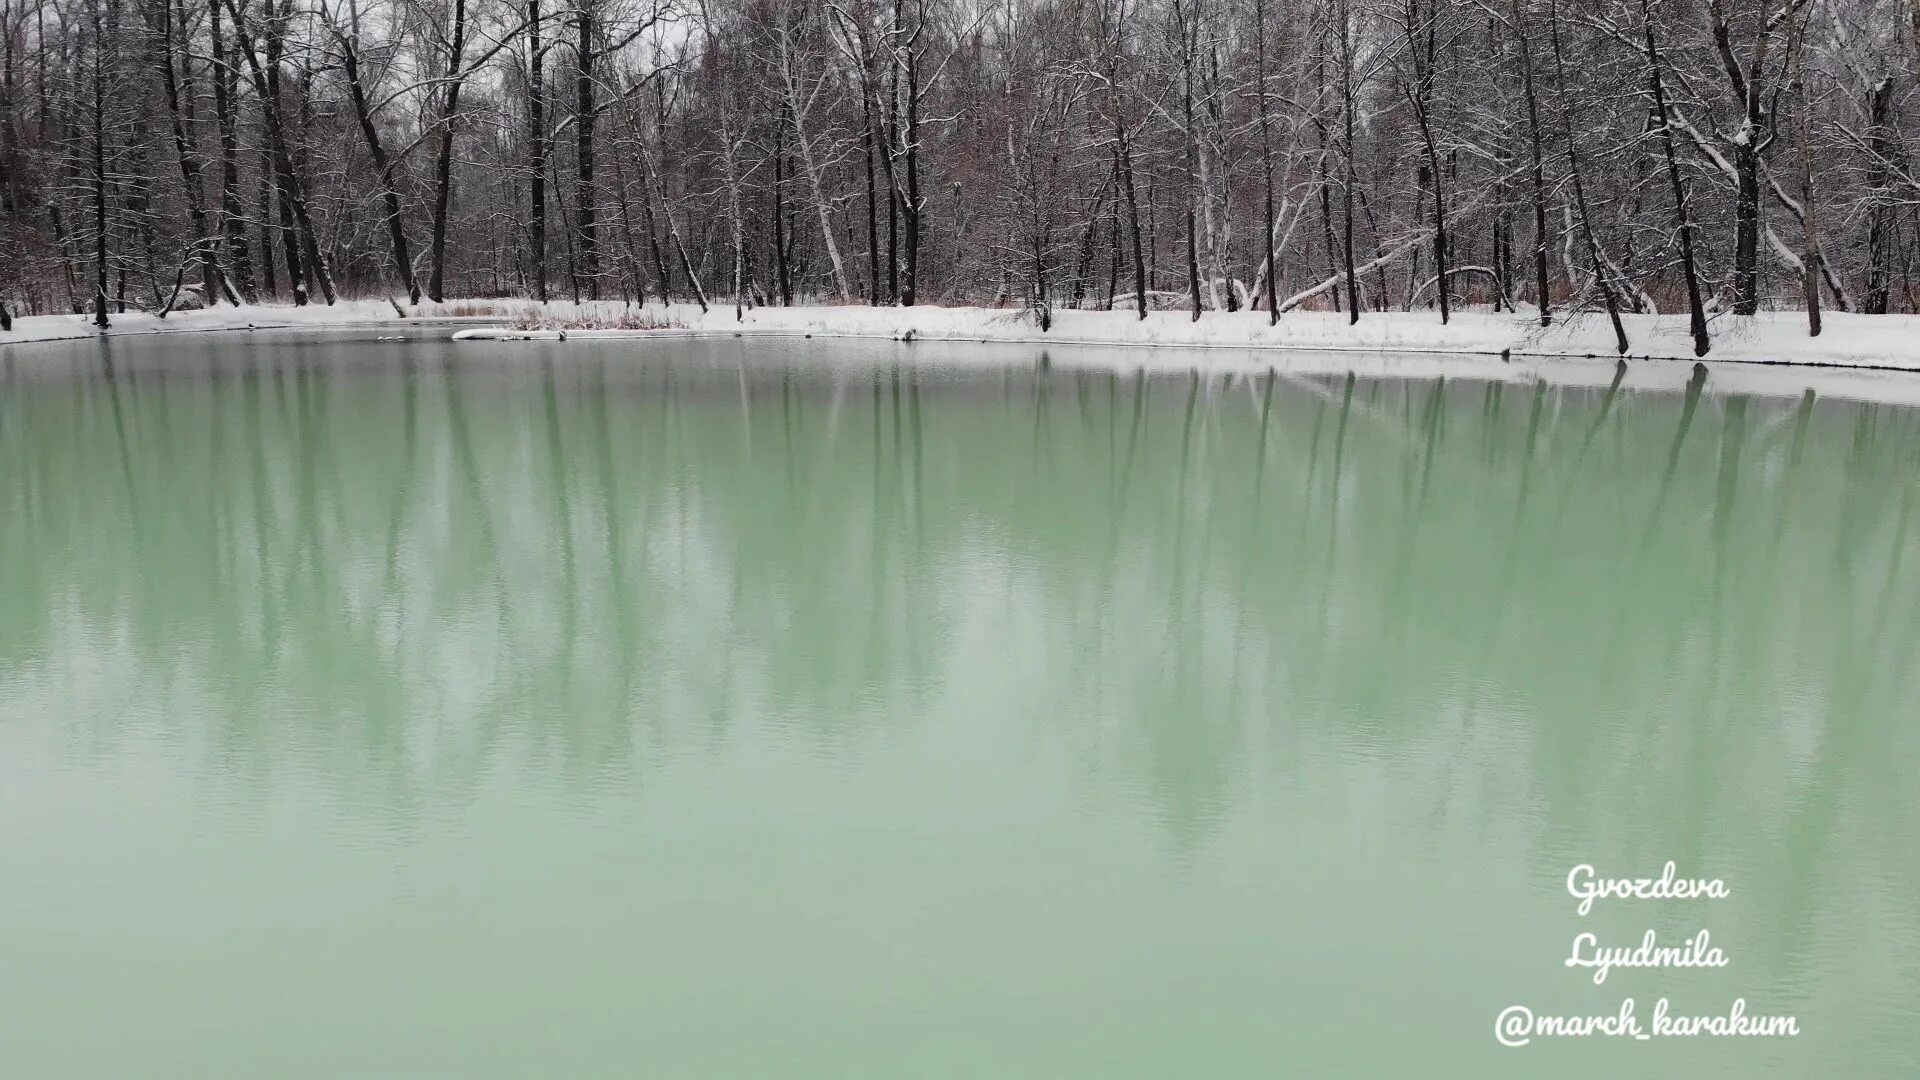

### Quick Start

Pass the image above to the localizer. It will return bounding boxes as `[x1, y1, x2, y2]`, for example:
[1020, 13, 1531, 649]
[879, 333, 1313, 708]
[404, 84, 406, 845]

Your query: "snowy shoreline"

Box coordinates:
[9, 300, 1920, 404]
[0, 301, 477, 345]
[7, 298, 1919, 366]
[445, 302, 1920, 371]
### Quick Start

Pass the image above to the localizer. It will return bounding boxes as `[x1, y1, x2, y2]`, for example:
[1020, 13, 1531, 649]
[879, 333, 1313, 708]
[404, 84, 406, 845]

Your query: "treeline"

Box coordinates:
[0, 0, 1916, 343]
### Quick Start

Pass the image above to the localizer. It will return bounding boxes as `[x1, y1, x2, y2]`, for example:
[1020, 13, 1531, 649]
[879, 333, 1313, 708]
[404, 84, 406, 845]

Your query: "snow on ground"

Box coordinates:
[442, 301, 1920, 370]
[7, 298, 1920, 403]
[0, 300, 406, 345]
[447, 302, 1920, 402]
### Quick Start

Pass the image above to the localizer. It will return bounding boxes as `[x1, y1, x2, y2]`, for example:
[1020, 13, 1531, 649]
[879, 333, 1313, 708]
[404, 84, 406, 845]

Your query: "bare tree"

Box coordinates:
[1705, 0, 1813, 314]
[2, 0, 1914, 330]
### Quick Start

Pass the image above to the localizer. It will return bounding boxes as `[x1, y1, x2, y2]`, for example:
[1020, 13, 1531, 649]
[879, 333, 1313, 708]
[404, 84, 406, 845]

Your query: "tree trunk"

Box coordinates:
[1732, 140, 1761, 313]
[1708, 0, 1789, 317]
[607, 126, 647, 307]
[896, 0, 920, 305]
[772, 118, 791, 304]
[1177, 0, 1202, 321]
[1640, 0, 1709, 355]
[528, 0, 548, 301]
[1403, 0, 1448, 322]
[631, 85, 674, 301]
[1255, 0, 1278, 322]
[427, 0, 469, 302]
[334, 21, 418, 303]
[776, 19, 851, 298]
[1510, 0, 1550, 324]
[1312, 61, 1340, 312]
[1338, 0, 1360, 324]
[226, 0, 317, 305]
[210, 0, 255, 301]
[637, 136, 705, 311]
[1547, 0, 1625, 351]
[1790, 22, 1820, 335]
[573, 2, 597, 299]
[259, 0, 308, 303]
[150, 0, 234, 306]
[1864, 79, 1892, 314]
[1067, 179, 1111, 308]
[255, 153, 278, 299]
[90, 0, 109, 328]
[720, 123, 745, 312]
[860, 53, 881, 304]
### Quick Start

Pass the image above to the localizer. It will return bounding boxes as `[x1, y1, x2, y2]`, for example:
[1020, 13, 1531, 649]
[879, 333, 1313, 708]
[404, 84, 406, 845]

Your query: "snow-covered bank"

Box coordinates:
[0, 301, 414, 344]
[449, 302, 1920, 370]
[9, 298, 1919, 373]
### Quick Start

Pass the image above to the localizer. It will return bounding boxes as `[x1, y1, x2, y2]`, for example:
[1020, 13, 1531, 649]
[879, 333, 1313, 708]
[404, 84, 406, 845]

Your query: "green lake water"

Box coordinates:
[2, 330, 1917, 1077]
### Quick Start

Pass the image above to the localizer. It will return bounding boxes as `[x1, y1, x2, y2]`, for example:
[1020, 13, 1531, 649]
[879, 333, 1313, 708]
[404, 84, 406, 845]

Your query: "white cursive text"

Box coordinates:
[1567, 861, 1729, 916]
[1565, 929, 1728, 985]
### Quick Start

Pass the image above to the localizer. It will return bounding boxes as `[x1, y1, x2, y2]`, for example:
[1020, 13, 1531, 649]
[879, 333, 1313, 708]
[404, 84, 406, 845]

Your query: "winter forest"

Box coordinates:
[0, 0, 1916, 342]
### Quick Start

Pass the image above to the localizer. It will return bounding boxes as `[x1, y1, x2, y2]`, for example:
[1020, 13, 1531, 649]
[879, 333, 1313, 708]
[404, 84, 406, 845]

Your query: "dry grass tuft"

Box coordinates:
[505, 308, 680, 331]
[408, 298, 683, 330]
[422, 299, 526, 318]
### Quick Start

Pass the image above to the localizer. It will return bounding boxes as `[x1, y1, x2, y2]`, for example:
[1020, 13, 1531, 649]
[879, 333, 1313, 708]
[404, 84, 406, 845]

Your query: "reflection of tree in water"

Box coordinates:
[1, 343, 1918, 947]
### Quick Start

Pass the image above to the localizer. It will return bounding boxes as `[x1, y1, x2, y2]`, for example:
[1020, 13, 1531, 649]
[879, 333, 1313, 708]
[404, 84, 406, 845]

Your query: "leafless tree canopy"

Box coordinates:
[2, 0, 1917, 328]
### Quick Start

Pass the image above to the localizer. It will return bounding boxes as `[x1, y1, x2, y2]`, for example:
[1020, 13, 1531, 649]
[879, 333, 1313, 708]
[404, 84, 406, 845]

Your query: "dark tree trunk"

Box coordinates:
[271, 156, 305, 303]
[638, 182, 671, 302]
[859, 51, 881, 305]
[231, 0, 313, 305]
[528, 0, 548, 301]
[1255, 0, 1277, 322]
[607, 132, 647, 307]
[894, 0, 919, 306]
[1510, 0, 1550, 325]
[1732, 140, 1761, 313]
[1790, 23, 1820, 335]
[427, 0, 469, 302]
[1403, 0, 1447, 322]
[257, 150, 279, 299]
[1067, 180, 1110, 308]
[1118, 134, 1148, 319]
[1708, 0, 1791, 317]
[1492, 136, 1512, 312]
[150, 0, 233, 306]
[573, 3, 598, 300]
[210, 0, 255, 301]
[1031, 234, 1050, 330]
[637, 135, 705, 311]
[885, 44, 899, 303]
[1864, 79, 1893, 314]
[1547, 0, 1625, 352]
[1339, 0, 1360, 324]
[772, 115, 792, 306]
[1313, 67, 1340, 312]
[334, 22, 418, 303]
[90, 0, 109, 328]
[1177, 0, 1202, 321]
[1640, 0, 1709, 355]
[628, 86, 674, 301]
[262, 0, 308, 303]
[1106, 205, 1121, 310]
